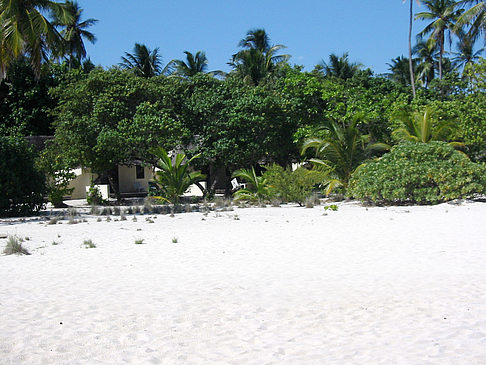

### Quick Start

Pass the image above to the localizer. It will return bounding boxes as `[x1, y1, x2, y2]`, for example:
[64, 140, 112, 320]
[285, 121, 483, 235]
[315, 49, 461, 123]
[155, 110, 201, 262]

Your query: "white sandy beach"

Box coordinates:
[1, 201, 486, 364]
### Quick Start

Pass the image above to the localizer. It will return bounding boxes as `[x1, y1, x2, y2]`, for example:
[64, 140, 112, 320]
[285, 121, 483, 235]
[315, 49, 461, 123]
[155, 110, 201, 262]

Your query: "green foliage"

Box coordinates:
[151, 147, 206, 204]
[38, 143, 76, 207]
[51, 68, 186, 174]
[391, 107, 463, 147]
[263, 164, 326, 206]
[301, 119, 384, 195]
[324, 204, 339, 211]
[0, 136, 46, 217]
[86, 182, 103, 206]
[82, 239, 96, 248]
[3, 235, 30, 255]
[232, 167, 271, 203]
[349, 142, 486, 205]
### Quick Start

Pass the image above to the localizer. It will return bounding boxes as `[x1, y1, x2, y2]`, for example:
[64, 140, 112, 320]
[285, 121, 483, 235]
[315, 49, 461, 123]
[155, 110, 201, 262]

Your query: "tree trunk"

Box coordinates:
[409, 0, 416, 98]
[439, 34, 444, 80]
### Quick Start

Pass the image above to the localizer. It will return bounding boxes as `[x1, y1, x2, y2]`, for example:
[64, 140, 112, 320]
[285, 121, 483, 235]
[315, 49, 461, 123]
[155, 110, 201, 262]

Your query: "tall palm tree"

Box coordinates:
[0, 0, 72, 79]
[230, 28, 290, 85]
[406, 0, 421, 97]
[455, 0, 485, 43]
[413, 40, 438, 86]
[120, 43, 171, 78]
[318, 52, 362, 80]
[169, 50, 207, 77]
[52, 0, 97, 69]
[387, 56, 420, 86]
[416, 0, 464, 79]
[451, 32, 484, 72]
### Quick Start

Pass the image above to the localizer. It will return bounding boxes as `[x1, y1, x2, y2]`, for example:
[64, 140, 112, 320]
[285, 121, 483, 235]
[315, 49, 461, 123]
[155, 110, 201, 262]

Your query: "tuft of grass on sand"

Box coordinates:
[134, 238, 145, 245]
[51, 240, 60, 246]
[82, 239, 96, 249]
[172, 237, 178, 243]
[3, 236, 30, 255]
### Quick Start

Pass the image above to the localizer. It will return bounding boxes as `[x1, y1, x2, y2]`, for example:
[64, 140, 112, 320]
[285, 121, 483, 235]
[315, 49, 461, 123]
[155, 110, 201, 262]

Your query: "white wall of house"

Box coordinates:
[68, 168, 98, 199]
[118, 165, 155, 193]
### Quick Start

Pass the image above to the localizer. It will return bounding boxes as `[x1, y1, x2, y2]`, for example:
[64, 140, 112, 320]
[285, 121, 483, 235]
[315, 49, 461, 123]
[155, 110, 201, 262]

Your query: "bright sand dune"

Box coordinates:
[1, 201, 486, 365]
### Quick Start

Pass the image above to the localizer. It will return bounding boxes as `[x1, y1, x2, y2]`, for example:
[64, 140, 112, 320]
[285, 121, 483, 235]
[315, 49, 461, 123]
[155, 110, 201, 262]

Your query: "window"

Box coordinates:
[136, 165, 145, 179]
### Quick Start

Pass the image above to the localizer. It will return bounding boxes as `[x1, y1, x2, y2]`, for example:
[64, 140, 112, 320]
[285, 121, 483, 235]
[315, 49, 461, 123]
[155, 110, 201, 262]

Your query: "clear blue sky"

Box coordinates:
[79, 0, 432, 75]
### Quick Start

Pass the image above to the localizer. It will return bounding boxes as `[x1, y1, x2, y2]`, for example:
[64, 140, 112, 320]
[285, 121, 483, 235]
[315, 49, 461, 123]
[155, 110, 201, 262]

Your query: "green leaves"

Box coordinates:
[349, 141, 486, 204]
[232, 167, 271, 203]
[151, 147, 205, 204]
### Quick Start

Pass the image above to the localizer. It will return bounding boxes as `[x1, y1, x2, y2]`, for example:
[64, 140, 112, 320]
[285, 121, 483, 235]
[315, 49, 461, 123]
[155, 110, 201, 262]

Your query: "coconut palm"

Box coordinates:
[413, 40, 438, 86]
[151, 147, 206, 205]
[392, 107, 464, 147]
[451, 32, 484, 74]
[52, 0, 97, 68]
[415, 0, 464, 79]
[455, 0, 485, 43]
[301, 120, 374, 195]
[232, 167, 271, 202]
[406, 0, 421, 97]
[387, 56, 420, 86]
[0, 0, 72, 79]
[120, 43, 171, 78]
[318, 52, 362, 80]
[230, 28, 290, 85]
[168, 50, 224, 78]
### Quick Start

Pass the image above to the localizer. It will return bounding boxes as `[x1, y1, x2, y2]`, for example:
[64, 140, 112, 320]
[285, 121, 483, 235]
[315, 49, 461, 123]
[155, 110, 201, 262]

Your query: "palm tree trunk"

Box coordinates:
[408, 0, 416, 98]
[439, 34, 444, 79]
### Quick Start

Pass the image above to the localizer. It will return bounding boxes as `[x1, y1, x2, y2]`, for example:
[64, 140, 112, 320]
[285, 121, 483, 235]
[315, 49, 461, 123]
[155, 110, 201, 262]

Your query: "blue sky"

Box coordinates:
[79, 0, 432, 75]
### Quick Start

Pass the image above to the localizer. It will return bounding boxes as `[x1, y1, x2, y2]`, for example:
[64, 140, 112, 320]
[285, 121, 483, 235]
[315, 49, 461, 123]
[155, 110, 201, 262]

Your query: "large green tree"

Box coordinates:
[120, 43, 171, 78]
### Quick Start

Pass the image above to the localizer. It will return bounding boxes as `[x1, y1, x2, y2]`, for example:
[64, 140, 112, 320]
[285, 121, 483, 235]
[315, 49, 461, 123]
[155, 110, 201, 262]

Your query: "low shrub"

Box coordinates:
[86, 183, 103, 206]
[3, 235, 30, 255]
[348, 142, 486, 205]
[263, 165, 326, 206]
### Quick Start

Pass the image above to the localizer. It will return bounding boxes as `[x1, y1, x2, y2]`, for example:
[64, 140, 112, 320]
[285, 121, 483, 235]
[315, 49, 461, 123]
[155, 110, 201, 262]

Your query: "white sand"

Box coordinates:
[1, 201, 486, 364]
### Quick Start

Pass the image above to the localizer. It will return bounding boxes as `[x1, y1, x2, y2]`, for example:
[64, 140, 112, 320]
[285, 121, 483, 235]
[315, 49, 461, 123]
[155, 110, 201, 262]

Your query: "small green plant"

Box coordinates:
[324, 204, 339, 211]
[172, 237, 178, 243]
[3, 235, 30, 255]
[51, 241, 60, 246]
[132, 216, 137, 222]
[120, 212, 127, 221]
[86, 182, 104, 206]
[232, 167, 271, 203]
[96, 217, 102, 222]
[134, 238, 145, 245]
[106, 216, 111, 222]
[82, 239, 96, 248]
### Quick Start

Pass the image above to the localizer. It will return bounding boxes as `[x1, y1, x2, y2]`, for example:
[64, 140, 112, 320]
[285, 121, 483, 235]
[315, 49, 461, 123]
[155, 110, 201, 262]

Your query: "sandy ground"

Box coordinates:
[1, 201, 486, 365]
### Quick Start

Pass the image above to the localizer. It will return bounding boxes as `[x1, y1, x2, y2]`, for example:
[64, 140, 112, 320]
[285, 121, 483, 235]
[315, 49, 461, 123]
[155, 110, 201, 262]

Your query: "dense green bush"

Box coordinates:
[263, 164, 326, 206]
[348, 142, 486, 205]
[0, 136, 46, 216]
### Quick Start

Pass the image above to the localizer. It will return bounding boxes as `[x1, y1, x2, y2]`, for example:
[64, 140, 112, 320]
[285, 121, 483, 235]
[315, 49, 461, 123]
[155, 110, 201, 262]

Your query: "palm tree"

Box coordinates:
[406, 0, 421, 97]
[168, 50, 224, 78]
[0, 0, 72, 79]
[413, 40, 438, 86]
[151, 147, 205, 205]
[455, 0, 485, 43]
[301, 119, 374, 195]
[169, 51, 208, 77]
[416, 0, 464, 79]
[120, 43, 171, 78]
[52, 0, 97, 69]
[451, 32, 484, 72]
[387, 56, 420, 86]
[318, 52, 362, 80]
[230, 28, 290, 85]
[392, 107, 464, 147]
[232, 167, 271, 202]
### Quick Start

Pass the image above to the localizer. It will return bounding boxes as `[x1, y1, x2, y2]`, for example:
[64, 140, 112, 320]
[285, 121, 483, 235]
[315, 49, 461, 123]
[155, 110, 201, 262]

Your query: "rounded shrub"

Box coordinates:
[0, 136, 46, 216]
[348, 141, 486, 205]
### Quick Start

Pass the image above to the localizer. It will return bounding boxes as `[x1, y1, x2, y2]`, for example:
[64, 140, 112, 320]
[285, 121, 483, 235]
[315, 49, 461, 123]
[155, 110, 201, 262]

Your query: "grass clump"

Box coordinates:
[3, 235, 30, 255]
[82, 239, 96, 248]
[172, 237, 178, 243]
[324, 204, 339, 211]
[134, 238, 145, 245]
